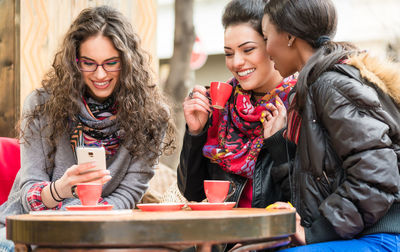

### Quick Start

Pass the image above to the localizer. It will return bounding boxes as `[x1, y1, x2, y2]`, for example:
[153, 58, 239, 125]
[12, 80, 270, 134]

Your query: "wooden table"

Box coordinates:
[6, 208, 295, 251]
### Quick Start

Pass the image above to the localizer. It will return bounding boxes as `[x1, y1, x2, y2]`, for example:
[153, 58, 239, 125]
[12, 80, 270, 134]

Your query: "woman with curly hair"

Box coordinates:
[0, 5, 174, 249]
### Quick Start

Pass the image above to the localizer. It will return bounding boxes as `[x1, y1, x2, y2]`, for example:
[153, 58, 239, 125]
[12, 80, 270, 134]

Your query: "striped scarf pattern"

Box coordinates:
[70, 96, 120, 157]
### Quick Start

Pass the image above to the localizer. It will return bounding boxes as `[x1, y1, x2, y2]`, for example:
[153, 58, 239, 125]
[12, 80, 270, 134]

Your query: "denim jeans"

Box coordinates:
[0, 228, 14, 252]
[281, 233, 400, 252]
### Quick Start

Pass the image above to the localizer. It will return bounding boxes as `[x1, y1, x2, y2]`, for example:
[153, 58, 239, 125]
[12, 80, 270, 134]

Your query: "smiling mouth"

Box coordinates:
[92, 80, 112, 89]
[237, 68, 255, 77]
[93, 81, 110, 86]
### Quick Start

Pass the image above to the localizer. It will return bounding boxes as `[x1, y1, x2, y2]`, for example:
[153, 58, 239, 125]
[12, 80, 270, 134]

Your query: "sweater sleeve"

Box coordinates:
[102, 153, 155, 209]
[18, 90, 56, 213]
[311, 73, 400, 239]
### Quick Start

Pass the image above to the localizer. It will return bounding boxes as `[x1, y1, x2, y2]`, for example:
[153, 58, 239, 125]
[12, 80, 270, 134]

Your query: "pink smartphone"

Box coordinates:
[76, 146, 106, 172]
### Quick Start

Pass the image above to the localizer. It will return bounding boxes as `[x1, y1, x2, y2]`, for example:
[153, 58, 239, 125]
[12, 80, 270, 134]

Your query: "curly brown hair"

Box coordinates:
[21, 6, 175, 170]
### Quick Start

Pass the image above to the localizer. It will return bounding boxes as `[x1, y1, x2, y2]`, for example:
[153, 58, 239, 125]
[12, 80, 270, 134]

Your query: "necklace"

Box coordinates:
[251, 90, 268, 97]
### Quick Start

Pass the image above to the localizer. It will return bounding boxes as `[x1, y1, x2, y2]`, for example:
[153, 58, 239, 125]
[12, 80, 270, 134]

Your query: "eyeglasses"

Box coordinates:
[76, 58, 121, 72]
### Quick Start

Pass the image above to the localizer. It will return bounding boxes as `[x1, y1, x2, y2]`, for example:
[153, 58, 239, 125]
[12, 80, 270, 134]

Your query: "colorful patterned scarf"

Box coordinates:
[203, 76, 296, 178]
[70, 95, 120, 157]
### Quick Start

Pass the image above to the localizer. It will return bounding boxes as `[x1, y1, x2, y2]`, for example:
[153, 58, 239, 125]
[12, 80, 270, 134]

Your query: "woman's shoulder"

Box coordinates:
[312, 65, 383, 108]
[22, 88, 50, 111]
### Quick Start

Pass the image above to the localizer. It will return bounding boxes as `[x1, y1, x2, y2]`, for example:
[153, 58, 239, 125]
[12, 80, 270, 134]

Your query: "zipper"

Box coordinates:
[322, 170, 331, 187]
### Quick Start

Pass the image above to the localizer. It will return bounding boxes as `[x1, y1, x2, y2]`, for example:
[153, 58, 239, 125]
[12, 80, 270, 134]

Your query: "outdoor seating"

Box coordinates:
[0, 137, 20, 205]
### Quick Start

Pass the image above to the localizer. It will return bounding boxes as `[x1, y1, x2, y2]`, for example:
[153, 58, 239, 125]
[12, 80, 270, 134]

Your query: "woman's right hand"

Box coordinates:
[183, 85, 212, 135]
[56, 162, 111, 198]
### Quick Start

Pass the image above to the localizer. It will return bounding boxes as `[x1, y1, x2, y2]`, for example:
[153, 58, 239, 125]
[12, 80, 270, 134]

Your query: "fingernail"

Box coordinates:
[266, 203, 277, 210]
[260, 118, 264, 123]
[261, 111, 266, 117]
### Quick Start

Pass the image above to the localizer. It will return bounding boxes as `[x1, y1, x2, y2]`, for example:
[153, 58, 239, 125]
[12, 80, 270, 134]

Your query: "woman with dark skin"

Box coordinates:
[262, 0, 400, 250]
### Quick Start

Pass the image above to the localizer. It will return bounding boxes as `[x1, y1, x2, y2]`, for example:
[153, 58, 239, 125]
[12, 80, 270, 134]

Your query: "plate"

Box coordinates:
[65, 204, 114, 211]
[29, 209, 132, 216]
[136, 203, 185, 211]
[187, 202, 236, 211]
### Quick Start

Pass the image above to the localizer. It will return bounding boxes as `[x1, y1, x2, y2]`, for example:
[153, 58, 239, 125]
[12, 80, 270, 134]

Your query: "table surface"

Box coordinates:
[6, 208, 295, 249]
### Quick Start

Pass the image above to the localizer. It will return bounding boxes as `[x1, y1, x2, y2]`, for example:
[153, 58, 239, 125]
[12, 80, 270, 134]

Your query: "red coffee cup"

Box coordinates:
[204, 180, 236, 203]
[76, 183, 102, 206]
[210, 82, 233, 109]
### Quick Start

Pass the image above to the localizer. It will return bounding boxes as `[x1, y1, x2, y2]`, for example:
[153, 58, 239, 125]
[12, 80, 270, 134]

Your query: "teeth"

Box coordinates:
[238, 69, 255, 77]
[93, 81, 110, 86]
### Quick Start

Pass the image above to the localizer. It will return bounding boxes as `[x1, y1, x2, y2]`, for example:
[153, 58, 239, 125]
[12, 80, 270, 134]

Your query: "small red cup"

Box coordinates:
[76, 183, 102, 206]
[210, 82, 233, 109]
[204, 180, 236, 203]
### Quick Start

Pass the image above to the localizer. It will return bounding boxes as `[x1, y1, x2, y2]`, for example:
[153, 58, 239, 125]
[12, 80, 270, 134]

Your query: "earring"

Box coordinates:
[288, 42, 292, 47]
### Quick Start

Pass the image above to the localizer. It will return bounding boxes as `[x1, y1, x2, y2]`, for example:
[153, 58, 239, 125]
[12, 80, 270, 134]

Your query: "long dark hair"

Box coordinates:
[222, 0, 267, 35]
[21, 6, 175, 170]
[264, 0, 357, 112]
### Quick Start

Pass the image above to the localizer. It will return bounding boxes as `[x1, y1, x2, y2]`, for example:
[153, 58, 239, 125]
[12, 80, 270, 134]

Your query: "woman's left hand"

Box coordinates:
[261, 96, 287, 139]
[266, 201, 306, 245]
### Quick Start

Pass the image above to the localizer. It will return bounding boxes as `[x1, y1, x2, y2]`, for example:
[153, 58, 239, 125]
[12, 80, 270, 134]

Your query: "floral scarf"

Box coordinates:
[70, 95, 121, 157]
[203, 76, 296, 178]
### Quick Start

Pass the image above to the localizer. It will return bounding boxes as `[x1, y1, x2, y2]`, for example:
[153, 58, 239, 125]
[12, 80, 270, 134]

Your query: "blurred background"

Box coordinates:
[1, 0, 400, 170]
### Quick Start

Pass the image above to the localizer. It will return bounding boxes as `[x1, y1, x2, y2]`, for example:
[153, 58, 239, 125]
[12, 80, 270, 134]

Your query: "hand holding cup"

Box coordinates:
[209, 82, 233, 110]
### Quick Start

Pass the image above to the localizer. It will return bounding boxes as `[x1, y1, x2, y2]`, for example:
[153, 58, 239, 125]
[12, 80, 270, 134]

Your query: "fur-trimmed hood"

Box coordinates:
[347, 53, 400, 105]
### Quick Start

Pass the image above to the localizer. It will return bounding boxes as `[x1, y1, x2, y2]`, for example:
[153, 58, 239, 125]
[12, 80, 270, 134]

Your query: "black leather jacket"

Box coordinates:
[290, 63, 400, 244]
[177, 125, 292, 208]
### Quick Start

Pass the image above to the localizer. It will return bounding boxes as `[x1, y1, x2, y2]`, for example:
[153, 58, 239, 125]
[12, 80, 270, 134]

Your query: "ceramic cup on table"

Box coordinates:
[204, 180, 236, 203]
[76, 183, 102, 206]
[209, 81, 233, 109]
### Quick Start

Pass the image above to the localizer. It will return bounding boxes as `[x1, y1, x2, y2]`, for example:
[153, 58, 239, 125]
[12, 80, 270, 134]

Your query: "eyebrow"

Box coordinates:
[224, 41, 257, 50]
[80, 56, 120, 62]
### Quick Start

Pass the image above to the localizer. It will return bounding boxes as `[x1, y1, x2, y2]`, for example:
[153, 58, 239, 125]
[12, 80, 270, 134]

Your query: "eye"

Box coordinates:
[82, 61, 95, 66]
[105, 61, 119, 66]
[263, 38, 268, 42]
[244, 48, 255, 53]
[224, 52, 233, 57]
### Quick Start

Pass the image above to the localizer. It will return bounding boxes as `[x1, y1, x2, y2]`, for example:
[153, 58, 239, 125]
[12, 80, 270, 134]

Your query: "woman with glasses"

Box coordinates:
[0, 6, 174, 249]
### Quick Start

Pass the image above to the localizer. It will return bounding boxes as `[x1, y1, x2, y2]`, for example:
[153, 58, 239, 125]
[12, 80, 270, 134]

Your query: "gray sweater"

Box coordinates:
[0, 90, 156, 228]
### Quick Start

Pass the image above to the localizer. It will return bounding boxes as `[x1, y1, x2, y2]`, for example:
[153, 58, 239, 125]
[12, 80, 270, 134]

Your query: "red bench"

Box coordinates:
[0, 137, 20, 205]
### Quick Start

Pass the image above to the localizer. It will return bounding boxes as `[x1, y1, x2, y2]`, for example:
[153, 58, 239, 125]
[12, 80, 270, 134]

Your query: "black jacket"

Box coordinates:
[177, 124, 292, 208]
[289, 60, 400, 244]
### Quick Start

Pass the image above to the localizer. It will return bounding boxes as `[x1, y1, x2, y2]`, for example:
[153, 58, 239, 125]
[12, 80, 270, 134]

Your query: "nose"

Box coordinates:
[233, 53, 245, 69]
[93, 65, 107, 79]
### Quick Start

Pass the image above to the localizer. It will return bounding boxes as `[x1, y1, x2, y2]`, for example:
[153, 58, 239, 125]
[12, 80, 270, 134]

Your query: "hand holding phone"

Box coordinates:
[76, 146, 106, 173]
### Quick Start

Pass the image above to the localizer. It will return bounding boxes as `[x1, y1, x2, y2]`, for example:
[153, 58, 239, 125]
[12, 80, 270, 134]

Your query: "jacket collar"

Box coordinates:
[346, 53, 400, 105]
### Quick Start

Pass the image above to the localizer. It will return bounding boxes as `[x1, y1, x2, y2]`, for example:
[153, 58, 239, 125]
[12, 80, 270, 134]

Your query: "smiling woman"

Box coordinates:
[0, 6, 175, 251]
[78, 35, 121, 102]
[178, 0, 296, 218]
